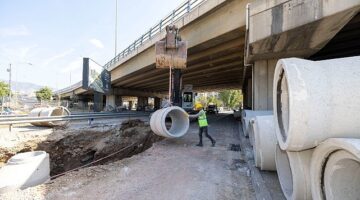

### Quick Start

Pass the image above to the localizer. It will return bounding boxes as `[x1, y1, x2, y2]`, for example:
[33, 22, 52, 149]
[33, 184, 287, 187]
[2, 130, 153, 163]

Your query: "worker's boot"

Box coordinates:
[211, 141, 216, 147]
[196, 143, 203, 147]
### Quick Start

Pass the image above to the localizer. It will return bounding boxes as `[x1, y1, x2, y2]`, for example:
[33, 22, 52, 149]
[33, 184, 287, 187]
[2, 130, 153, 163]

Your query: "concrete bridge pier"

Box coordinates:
[252, 59, 278, 111]
[94, 92, 104, 112]
[137, 97, 149, 111]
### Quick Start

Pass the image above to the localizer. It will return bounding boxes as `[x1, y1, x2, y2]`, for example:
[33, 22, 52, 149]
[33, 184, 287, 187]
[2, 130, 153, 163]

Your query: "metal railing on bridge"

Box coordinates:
[55, 0, 207, 95]
[103, 0, 206, 70]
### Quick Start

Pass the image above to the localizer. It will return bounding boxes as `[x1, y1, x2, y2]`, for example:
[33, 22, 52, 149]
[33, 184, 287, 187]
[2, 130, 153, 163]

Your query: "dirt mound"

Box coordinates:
[0, 119, 162, 176]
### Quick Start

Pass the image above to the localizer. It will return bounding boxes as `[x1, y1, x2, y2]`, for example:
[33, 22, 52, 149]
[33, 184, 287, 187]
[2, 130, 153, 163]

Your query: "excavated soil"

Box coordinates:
[0, 119, 162, 177]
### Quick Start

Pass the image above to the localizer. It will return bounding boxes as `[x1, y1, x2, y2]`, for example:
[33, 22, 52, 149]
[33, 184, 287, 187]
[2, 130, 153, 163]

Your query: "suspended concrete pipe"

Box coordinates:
[253, 115, 277, 171]
[310, 138, 360, 200]
[275, 145, 313, 200]
[29, 106, 71, 127]
[241, 110, 272, 137]
[0, 151, 50, 193]
[273, 56, 360, 151]
[150, 106, 189, 138]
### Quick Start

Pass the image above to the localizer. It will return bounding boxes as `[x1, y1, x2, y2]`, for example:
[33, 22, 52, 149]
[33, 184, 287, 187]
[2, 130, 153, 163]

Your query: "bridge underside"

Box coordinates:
[112, 29, 246, 92]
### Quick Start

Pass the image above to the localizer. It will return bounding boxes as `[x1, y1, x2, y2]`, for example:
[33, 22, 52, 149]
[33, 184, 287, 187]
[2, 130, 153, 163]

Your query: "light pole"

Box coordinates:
[6, 64, 11, 108]
[115, 0, 118, 57]
[6, 62, 33, 109]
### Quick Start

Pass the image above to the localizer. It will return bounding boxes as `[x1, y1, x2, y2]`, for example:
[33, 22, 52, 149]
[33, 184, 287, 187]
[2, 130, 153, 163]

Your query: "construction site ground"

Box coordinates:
[0, 114, 285, 200]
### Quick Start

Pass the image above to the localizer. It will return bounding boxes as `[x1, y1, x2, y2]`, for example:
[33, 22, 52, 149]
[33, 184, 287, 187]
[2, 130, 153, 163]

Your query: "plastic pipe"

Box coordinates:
[253, 115, 276, 171]
[275, 145, 313, 200]
[150, 106, 189, 138]
[310, 138, 360, 200]
[0, 151, 50, 193]
[273, 56, 360, 151]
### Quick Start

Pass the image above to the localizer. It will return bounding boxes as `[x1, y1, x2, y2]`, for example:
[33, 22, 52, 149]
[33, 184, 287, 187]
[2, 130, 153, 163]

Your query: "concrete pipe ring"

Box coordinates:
[310, 138, 360, 200]
[275, 145, 313, 200]
[241, 110, 272, 137]
[28, 107, 44, 126]
[273, 56, 360, 151]
[248, 119, 255, 146]
[0, 151, 50, 193]
[150, 106, 189, 138]
[253, 115, 276, 171]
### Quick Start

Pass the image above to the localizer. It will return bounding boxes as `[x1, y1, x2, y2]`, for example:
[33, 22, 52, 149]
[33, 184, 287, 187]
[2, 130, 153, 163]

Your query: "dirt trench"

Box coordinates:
[0, 119, 162, 177]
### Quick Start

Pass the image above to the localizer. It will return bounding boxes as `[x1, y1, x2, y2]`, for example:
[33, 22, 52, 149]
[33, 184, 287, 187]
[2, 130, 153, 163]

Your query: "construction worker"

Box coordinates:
[189, 104, 216, 147]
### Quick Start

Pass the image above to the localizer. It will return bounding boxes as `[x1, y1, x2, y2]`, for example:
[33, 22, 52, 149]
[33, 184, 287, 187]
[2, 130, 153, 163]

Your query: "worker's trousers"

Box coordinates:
[198, 126, 215, 144]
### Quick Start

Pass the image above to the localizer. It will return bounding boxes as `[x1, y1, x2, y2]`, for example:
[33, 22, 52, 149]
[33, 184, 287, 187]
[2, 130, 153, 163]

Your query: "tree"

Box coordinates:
[0, 81, 10, 111]
[218, 90, 243, 109]
[35, 87, 53, 102]
[0, 81, 10, 98]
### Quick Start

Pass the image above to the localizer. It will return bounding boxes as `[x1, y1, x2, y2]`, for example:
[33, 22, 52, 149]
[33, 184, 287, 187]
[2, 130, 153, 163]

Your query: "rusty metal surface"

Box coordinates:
[155, 25, 187, 69]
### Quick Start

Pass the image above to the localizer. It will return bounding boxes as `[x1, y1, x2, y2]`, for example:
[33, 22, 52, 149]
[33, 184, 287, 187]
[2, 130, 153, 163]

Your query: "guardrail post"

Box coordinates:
[9, 124, 12, 132]
[172, 10, 175, 23]
[148, 29, 152, 39]
[187, 0, 191, 12]
[159, 19, 163, 31]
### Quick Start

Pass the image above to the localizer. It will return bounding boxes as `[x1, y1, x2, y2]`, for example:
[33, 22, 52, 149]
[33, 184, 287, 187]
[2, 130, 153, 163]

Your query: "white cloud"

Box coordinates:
[43, 48, 75, 66]
[0, 25, 30, 37]
[60, 59, 83, 73]
[89, 38, 104, 49]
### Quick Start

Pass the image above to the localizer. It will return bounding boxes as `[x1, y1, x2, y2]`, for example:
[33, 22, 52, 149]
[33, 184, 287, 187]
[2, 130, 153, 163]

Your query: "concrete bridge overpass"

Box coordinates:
[56, 0, 360, 111]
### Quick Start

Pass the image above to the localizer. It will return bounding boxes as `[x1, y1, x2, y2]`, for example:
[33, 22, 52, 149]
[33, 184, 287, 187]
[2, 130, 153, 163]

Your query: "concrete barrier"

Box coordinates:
[253, 115, 276, 171]
[150, 106, 189, 138]
[273, 56, 360, 151]
[0, 151, 50, 193]
[310, 138, 360, 200]
[275, 145, 313, 200]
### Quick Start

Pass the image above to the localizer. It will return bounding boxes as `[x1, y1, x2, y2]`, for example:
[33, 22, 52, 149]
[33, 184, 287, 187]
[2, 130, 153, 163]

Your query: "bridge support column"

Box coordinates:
[252, 59, 277, 110]
[154, 97, 161, 110]
[137, 97, 148, 111]
[106, 95, 116, 108]
[94, 92, 104, 112]
[115, 95, 123, 107]
[243, 78, 252, 109]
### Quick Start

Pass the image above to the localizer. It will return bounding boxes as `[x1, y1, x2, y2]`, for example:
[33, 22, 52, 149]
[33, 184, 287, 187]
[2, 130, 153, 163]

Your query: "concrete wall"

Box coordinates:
[252, 59, 277, 110]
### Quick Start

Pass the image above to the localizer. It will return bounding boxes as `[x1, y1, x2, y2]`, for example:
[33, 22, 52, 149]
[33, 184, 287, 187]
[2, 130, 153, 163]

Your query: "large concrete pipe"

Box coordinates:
[241, 110, 272, 136]
[253, 115, 276, 171]
[0, 151, 50, 193]
[275, 145, 313, 200]
[310, 138, 360, 200]
[273, 56, 360, 151]
[150, 106, 189, 138]
[29, 106, 71, 127]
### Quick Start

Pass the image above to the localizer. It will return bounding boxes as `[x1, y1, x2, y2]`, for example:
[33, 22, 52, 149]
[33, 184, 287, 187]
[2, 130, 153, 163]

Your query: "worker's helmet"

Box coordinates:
[194, 103, 203, 111]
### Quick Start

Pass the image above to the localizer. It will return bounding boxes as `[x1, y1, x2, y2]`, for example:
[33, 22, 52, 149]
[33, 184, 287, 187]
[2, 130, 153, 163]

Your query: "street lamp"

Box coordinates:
[6, 62, 33, 108]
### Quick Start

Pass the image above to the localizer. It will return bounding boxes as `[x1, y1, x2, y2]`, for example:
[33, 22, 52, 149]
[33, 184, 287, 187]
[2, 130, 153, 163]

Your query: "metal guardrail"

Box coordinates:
[0, 112, 149, 125]
[54, 0, 207, 95]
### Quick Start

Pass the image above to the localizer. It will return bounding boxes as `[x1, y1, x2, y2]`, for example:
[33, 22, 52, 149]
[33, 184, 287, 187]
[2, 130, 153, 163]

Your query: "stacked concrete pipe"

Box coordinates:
[273, 56, 360, 151]
[310, 138, 360, 200]
[0, 151, 50, 193]
[272, 56, 360, 199]
[150, 106, 189, 138]
[252, 115, 277, 171]
[29, 106, 71, 127]
[241, 109, 272, 136]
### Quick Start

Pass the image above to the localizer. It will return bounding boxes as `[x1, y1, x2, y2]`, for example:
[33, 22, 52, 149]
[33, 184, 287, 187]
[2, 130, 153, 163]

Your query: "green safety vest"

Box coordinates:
[198, 110, 208, 127]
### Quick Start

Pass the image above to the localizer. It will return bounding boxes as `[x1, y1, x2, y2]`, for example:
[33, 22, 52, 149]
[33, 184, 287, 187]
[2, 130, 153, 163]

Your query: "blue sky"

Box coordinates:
[0, 0, 183, 90]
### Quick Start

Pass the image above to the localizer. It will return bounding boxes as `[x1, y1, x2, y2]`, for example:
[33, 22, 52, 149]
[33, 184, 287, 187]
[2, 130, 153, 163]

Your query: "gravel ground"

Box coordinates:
[0, 114, 284, 200]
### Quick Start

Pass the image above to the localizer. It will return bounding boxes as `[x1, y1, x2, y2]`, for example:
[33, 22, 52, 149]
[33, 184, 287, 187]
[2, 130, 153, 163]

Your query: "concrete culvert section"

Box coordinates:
[150, 106, 189, 138]
[29, 106, 71, 127]
[310, 138, 360, 200]
[273, 56, 360, 151]
[241, 110, 272, 137]
[253, 115, 276, 171]
[0, 151, 50, 193]
[275, 145, 313, 200]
